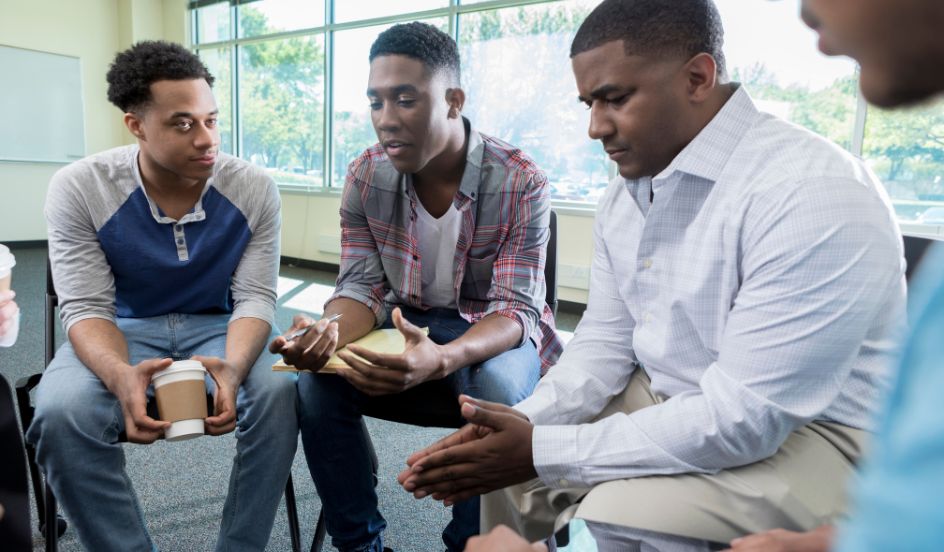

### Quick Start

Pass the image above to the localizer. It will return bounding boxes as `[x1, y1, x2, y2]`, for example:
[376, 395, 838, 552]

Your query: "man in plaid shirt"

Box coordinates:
[271, 22, 562, 552]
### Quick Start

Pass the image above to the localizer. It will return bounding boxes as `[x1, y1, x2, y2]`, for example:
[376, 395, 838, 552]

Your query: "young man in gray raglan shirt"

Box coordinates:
[26, 41, 297, 551]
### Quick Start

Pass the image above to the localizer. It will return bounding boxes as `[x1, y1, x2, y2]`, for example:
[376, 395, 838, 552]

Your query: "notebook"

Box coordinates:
[272, 327, 428, 373]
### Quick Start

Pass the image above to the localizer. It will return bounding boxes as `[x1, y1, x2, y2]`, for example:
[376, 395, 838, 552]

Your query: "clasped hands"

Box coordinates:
[397, 395, 538, 506]
[270, 307, 448, 396]
[108, 355, 239, 444]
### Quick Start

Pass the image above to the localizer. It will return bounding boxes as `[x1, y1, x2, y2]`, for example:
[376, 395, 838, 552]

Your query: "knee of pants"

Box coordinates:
[239, 369, 298, 433]
[466, 346, 541, 406]
[28, 375, 119, 456]
[297, 372, 357, 427]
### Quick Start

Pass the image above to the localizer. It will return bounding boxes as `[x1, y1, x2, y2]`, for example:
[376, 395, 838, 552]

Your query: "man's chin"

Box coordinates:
[860, 68, 944, 109]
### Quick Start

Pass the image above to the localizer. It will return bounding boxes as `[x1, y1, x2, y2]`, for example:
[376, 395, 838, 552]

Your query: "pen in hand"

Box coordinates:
[284, 313, 343, 344]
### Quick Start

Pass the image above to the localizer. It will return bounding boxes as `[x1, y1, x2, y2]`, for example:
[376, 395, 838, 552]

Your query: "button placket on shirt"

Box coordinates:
[173, 221, 190, 261]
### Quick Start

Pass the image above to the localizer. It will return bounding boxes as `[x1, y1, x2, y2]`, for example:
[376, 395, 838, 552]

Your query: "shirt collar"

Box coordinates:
[653, 84, 757, 185]
[457, 117, 484, 202]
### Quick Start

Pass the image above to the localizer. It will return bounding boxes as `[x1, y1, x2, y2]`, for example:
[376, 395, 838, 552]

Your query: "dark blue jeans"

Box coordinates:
[298, 307, 541, 552]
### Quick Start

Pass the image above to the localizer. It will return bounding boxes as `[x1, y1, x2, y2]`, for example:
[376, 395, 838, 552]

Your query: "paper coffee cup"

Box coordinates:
[0, 244, 15, 293]
[152, 360, 208, 442]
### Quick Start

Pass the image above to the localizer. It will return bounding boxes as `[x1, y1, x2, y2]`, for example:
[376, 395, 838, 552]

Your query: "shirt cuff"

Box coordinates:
[329, 287, 387, 327]
[231, 300, 276, 327]
[515, 393, 558, 425]
[532, 424, 585, 489]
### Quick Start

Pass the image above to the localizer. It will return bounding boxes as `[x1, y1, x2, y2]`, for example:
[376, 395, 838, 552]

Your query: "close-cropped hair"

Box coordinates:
[369, 22, 461, 85]
[106, 40, 215, 112]
[571, 0, 727, 78]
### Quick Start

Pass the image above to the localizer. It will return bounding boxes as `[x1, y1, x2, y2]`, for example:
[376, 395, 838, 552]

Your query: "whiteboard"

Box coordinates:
[0, 44, 86, 163]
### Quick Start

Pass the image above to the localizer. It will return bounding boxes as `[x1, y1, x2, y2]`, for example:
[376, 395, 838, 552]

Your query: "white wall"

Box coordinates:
[0, 0, 189, 242]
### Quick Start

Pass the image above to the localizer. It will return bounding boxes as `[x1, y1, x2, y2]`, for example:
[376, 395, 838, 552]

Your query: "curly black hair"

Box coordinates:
[571, 0, 726, 78]
[106, 40, 215, 112]
[369, 22, 460, 85]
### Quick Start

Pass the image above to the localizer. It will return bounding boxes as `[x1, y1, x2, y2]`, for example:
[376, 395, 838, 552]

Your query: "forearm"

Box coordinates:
[68, 318, 132, 391]
[225, 317, 271, 383]
[440, 313, 522, 375]
[324, 297, 377, 348]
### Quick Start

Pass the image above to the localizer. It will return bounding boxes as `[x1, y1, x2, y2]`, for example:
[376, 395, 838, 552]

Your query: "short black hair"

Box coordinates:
[106, 40, 215, 112]
[571, 0, 726, 77]
[369, 22, 461, 85]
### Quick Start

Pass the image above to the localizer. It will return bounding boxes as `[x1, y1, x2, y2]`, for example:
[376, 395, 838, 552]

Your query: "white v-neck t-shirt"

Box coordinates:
[415, 200, 461, 308]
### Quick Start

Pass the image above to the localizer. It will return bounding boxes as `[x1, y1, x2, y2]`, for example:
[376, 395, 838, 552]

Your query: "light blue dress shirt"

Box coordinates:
[516, 86, 908, 488]
[837, 242, 944, 551]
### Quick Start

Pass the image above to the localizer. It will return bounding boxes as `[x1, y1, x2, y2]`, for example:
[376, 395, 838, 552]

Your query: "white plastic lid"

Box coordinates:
[0, 244, 15, 271]
[152, 359, 206, 380]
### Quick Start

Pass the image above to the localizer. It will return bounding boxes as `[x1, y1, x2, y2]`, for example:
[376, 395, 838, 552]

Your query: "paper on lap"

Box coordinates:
[272, 327, 429, 373]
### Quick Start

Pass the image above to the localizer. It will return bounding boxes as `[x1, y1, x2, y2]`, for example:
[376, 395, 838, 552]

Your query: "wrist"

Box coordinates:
[219, 358, 247, 385]
[437, 343, 461, 377]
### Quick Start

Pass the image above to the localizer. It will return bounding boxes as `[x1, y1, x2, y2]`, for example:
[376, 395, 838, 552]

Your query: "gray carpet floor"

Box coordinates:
[0, 246, 581, 552]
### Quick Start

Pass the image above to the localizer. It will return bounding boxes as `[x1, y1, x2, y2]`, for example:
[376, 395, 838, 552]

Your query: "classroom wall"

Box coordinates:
[0, 0, 189, 242]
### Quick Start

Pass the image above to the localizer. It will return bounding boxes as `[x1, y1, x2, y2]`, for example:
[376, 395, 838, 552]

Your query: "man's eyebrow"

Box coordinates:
[577, 84, 624, 104]
[366, 84, 420, 97]
[168, 109, 220, 118]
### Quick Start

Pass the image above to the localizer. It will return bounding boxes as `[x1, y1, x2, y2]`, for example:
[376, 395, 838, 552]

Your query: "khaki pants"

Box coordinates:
[482, 371, 868, 545]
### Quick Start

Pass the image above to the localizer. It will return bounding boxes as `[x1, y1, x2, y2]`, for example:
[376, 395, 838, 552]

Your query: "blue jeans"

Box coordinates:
[25, 314, 298, 552]
[298, 307, 541, 552]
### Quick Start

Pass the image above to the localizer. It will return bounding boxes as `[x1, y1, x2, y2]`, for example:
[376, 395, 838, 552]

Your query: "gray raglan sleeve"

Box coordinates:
[44, 168, 118, 332]
[229, 170, 280, 327]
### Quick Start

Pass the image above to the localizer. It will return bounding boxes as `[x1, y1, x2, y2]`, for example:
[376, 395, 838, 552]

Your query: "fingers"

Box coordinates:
[458, 394, 529, 419]
[458, 400, 513, 431]
[139, 357, 174, 377]
[403, 440, 483, 484]
[205, 393, 237, 435]
[391, 308, 425, 341]
[335, 350, 412, 395]
[404, 424, 481, 468]
[0, 290, 14, 306]
[123, 396, 169, 444]
[280, 319, 339, 371]
[267, 314, 313, 353]
[344, 344, 408, 370]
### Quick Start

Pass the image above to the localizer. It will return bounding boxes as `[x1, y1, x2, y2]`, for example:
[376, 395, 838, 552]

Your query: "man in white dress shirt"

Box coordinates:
[398, 1, 907, 550]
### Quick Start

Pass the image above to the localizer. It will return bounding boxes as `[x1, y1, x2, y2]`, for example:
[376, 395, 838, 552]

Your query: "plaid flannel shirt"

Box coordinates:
[329, 123, 563, 373]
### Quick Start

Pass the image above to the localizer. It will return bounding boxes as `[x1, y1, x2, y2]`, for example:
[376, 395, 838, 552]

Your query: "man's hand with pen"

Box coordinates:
[268, 313, 342, 372]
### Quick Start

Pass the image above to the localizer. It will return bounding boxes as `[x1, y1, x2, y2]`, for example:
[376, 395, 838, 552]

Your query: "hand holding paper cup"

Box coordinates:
[151, 360, 208, 441]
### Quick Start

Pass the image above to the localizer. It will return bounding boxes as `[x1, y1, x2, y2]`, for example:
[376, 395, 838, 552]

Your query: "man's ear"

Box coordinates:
[124, 111, 146, 141]
[683, 53, 719, 103]
[445, 87, 466, 119]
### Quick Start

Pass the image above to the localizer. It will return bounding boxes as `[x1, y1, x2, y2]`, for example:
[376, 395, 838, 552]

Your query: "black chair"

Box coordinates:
[903, 234, 937, 281]
[309, 210, 560, 551]
[0, 375, 31, 551]
[15, 258, 303, 552]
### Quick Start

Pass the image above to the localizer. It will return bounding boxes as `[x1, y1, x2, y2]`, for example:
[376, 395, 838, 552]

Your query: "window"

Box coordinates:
[239, 35, 325, 188]
[459, 1, 607, 204]
[716, 0, 859, 149]
[864, 100, 944, 229]
[191, 0, 944, 227]
[196, 47, 234, 154]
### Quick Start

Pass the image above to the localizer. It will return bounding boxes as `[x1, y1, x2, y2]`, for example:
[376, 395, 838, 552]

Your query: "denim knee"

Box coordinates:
[463, 343, 541, 406]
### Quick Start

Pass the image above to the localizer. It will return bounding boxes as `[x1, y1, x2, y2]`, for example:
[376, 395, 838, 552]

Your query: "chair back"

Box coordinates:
[45, 257, 57, 367]
[903, 234, 937, 282]
[545, 210, 559, 316]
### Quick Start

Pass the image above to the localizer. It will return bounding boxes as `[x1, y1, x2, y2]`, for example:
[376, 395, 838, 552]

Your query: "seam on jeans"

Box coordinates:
[102, 399, 122, 443]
